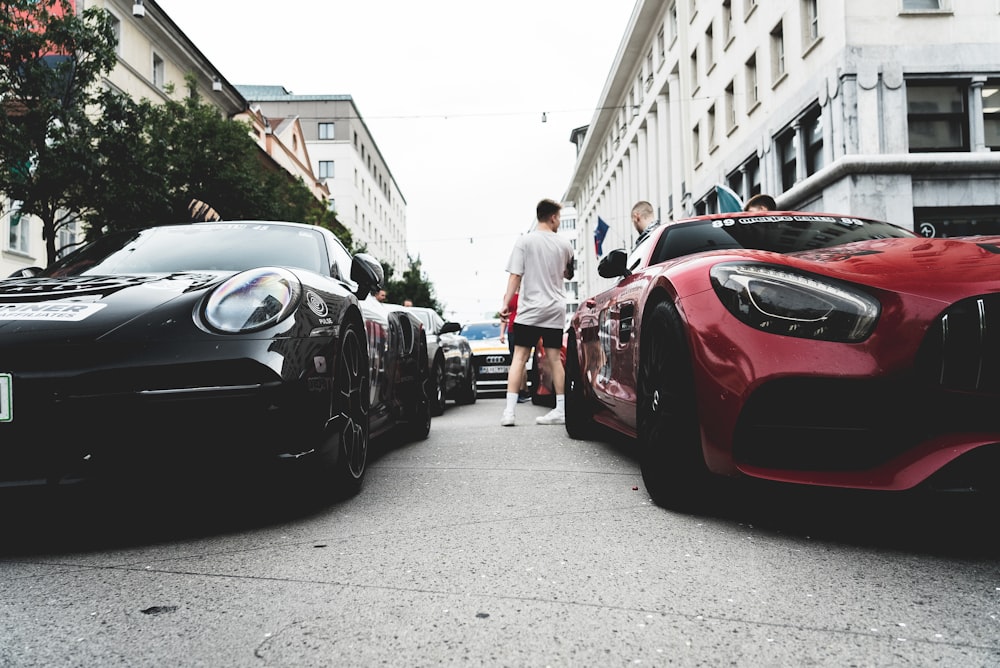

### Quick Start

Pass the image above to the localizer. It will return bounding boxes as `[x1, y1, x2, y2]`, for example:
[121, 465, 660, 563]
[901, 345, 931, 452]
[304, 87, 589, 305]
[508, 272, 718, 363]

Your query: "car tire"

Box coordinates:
[430, 356, 446, 416]
[637, 301, 712, 511]
[564, 333, 592, 439]
[324, 315, 371, 497]
[407, 338, 433, 441]
[455, 360, 477, 405]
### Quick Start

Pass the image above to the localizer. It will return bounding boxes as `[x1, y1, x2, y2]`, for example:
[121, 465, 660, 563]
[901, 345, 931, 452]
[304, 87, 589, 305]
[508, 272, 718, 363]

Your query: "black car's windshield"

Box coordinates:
[646, 214, 916, 267]
[43, 223, 328, 277]
[461, 322, 501, 340]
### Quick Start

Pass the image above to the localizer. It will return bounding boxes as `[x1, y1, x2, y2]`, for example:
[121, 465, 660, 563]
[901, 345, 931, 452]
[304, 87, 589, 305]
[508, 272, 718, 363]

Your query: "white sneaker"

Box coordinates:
[536, 408, 565, 425]
[501, 410, 515, 427]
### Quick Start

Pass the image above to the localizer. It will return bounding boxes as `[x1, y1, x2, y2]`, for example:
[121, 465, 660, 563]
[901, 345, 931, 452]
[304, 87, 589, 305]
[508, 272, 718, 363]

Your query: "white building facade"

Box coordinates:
[237, 88, 408, 277]
[565, 0, 1000, 298]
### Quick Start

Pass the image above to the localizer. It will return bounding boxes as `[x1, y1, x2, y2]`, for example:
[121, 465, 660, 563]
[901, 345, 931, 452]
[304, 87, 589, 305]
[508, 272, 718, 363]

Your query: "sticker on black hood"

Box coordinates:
[0, 301, 108, 321]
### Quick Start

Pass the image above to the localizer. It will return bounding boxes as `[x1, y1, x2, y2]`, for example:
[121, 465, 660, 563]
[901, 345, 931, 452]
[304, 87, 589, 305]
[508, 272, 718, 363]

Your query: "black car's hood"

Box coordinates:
[0, 273, 226, 343]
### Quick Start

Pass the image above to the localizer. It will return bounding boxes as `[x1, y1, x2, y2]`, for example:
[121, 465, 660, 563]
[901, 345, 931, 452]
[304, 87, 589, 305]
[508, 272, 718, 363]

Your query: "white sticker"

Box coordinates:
[0, 373, 11, 423]
[0, 302, 107, 321]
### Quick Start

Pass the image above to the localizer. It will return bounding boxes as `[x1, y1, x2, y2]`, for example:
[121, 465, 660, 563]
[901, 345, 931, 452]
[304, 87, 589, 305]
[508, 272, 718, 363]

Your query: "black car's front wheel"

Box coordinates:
[454, 360, 477, 405]
[430, 356, 446, 416]
[325, 316, 370, 496]
[637, 301, 711, 510]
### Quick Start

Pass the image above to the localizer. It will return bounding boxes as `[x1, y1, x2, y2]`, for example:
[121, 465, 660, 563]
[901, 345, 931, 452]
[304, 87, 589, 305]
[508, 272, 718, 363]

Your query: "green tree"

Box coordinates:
[0, 0, 118, 264]
[384, 255, 442, 312]
[88, 81, 354, 248]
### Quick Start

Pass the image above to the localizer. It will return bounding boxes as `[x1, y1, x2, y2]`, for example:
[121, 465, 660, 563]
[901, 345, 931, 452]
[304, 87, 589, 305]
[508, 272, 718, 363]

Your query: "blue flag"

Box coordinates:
[715, 184, 744, 213]
[594, 217, 609, 257]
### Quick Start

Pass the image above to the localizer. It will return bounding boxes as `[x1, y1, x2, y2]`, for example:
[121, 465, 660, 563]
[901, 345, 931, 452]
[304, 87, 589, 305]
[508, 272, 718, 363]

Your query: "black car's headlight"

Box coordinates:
[710, 263, 879, 342]
[203, 267, 301, 333]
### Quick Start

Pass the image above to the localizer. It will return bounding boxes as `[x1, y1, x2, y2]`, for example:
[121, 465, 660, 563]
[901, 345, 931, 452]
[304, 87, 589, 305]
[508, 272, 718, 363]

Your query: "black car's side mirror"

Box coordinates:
[598, 249, 631, 279]
[440, 321, 461, 335]
[350, 253, 385, 299]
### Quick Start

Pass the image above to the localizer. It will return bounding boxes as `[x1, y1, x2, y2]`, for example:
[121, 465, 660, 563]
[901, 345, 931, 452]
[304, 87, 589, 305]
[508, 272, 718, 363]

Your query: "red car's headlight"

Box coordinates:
[203, 267, 301, 333]
[710, 263, 880, 342]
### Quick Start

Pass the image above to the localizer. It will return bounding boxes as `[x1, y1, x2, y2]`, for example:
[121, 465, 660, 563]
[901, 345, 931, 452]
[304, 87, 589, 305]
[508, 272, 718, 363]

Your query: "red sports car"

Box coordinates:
[566, 211, 1000, 509]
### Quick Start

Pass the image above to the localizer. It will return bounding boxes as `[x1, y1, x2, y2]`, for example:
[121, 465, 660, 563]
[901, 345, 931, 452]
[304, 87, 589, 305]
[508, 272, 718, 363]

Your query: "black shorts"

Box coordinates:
[512, 322, 563, 350]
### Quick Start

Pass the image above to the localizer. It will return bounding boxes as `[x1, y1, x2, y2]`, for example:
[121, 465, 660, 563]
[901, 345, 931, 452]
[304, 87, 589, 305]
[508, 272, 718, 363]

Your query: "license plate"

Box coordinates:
[0, 373, 11, 422]
[479, 365, 509, 375]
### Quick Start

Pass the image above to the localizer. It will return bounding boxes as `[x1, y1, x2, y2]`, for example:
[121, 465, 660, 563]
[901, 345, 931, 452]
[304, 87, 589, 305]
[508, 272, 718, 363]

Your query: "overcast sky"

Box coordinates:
[156, 0, 637, 321]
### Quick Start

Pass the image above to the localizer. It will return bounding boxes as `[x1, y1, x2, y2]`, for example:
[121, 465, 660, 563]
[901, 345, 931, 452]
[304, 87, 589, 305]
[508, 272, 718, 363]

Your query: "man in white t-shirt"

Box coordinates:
[498, 199, 575, 426]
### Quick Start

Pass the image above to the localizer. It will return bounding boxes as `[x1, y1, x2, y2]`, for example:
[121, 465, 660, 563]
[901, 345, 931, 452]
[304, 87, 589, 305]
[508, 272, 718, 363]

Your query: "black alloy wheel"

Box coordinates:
[637, 301, 712, 510]
[430, 357, 446, 416]
[455, 361, 477, 405]
[564, 333, 592, 439]
[328, 317, 370, 496]
[407, 338, 433, 441]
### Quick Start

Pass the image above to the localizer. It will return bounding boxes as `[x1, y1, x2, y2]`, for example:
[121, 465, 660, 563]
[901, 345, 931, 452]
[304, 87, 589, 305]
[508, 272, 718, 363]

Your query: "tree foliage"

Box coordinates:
[0, 0, 118, 264]
[383, 255, 443, 313]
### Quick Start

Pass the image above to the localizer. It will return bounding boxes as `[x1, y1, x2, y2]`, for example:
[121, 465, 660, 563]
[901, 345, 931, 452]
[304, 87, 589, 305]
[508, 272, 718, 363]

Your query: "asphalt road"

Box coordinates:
[1, 398, 998, 667]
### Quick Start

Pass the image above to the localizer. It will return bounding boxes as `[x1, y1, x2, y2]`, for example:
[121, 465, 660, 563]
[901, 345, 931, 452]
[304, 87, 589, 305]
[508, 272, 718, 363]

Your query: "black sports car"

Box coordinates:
[394, 306, 476, 414]
[0, 221, 431, 494]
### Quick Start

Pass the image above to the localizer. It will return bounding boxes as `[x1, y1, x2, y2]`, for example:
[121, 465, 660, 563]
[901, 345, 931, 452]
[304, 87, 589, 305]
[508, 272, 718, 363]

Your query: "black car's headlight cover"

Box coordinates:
[203, 267, 301, 333]
[710, 263, 880, 342]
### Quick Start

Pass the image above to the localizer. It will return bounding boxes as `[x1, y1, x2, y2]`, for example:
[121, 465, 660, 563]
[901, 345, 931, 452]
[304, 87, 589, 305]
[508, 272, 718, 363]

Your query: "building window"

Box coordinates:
[318, 122, 335, 140]
[745, 54, 759, 111]
[152, 52, 164, 89]
[705, 23, 715, 72]
[907, 82, 968, 152]
[7, 204, 29, 254]
[984, 82, 1000, 151]
[318, 160, 335, 179]
[692, 123, 701, 165]
[657, 27, 666, 62]
[108, 13, 121, 55]
[690, 49, 699, 91]
[777, 128, 797, 189]
[802, 0, 819, 44]
[803, 106, 824, 175]
[725, 81, 737, 132]
[745, 0, 758, 18]
[56, 220, 80, 259]
[669, 3, 679, 43]
[902, 0, 942, 10]
[722, 0, 734, 45]
[707, 104, 717, 151]
[646, 49, 654, 87]
[770, 22, 785, 82]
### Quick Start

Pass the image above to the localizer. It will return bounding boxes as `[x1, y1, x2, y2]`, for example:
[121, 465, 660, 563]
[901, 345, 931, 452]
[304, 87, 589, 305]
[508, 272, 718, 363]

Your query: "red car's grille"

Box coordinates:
[916, 294, 1000, 393]
[733, 376, 1000, 472]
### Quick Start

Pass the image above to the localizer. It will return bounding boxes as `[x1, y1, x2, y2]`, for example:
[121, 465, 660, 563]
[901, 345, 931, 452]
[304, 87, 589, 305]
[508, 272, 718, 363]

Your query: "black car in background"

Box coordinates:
[400, 306, 476, 414]
[0, 221, 430, 495]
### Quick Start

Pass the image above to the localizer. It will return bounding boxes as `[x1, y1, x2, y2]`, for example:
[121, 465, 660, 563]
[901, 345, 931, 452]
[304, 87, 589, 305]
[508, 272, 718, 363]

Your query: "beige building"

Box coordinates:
[565, 0, 1000, 298]
[238, 87, 409, 277]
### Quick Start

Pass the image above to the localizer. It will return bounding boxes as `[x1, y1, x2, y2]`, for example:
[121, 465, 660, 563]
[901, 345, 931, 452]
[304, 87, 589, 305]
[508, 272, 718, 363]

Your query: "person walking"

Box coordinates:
[498, 199, 574, 426]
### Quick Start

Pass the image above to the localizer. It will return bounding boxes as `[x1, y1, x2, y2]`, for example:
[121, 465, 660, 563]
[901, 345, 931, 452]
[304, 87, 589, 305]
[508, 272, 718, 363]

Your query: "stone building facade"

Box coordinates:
[565, 0, 1000, 297]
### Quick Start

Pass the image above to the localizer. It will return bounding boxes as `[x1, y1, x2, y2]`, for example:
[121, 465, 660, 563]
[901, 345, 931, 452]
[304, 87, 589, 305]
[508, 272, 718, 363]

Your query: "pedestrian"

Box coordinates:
[375, 289, 387, 302]
[631, 200, 661, 247]
[403, 299, 414, 307]
[498, 198, 574, 426]
[744, 193, 777, 212]
[499, 291, 530, 403]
